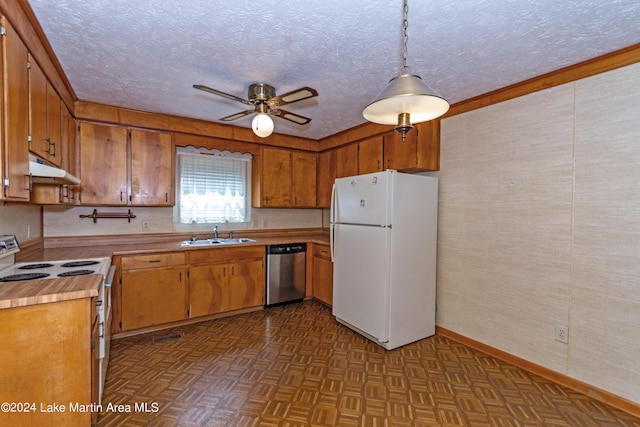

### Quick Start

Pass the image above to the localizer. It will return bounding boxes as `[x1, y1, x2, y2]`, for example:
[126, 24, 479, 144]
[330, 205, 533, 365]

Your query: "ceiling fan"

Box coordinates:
[193, 83, 318, 137]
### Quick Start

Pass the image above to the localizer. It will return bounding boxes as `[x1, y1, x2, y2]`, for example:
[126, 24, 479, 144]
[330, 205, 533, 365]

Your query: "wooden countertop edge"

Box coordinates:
[0, 275, 101, 310]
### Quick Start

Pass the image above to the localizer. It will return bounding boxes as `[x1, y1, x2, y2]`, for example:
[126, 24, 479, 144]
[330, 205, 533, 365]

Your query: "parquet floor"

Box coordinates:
[98, 301, 640, 426]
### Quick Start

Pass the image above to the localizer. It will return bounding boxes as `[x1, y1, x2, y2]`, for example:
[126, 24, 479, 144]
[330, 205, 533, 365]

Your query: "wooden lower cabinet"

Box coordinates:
[189, 247, 265, 318]
[0, 298, 95, 427]
[121, 267, 188, 331]
[119, 252, 188, 331]
[190, 258, 264, 316]
[115, 248, 265, 332]
[312, 244, 333, 306]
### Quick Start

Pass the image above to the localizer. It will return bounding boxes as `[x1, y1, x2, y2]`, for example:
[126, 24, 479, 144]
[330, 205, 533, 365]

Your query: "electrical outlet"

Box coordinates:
[555, 323, 569, 343]
[142, 221, 150, 231]
[27, 224, 31, 239]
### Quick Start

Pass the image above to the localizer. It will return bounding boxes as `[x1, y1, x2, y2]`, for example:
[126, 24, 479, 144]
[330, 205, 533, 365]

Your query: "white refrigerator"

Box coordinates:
[330, 170, 438, 350]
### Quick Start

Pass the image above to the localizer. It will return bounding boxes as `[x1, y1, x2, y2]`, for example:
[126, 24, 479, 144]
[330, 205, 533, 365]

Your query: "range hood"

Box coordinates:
[28, 155, 81, 185]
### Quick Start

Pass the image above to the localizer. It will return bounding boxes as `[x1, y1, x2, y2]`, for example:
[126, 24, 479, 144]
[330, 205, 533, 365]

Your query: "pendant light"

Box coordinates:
[362, 0, 449, 141]
[251, 103, 274, 138]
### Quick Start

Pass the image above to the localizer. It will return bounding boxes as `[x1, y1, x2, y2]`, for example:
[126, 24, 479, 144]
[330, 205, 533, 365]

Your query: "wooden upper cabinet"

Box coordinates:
[79, 122, 128, 205]
[317, 149, 337, 208]
[28, 55, 61, 166]
[1, 18, 30, 201]
[31, 103, 79, 205]
[292, 151, 317, 207]
[253, 146, 317, 208]
[258, 146, 291, 207]
[383, 119, 440, 171]
[357, 135, 383, 174]
[335, 143, 358, 178]
[46, 80, 61, 165]
[130, 128, 174, 206]
[79, 123, 174, 206]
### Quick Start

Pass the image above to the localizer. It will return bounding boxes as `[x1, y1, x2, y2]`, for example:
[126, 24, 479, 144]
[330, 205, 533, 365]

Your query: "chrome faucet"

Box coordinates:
[213, 225, 218, 240]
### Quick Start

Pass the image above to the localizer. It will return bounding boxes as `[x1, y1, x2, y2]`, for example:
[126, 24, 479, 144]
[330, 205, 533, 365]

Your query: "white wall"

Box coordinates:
[436, 62, 640, 403]
[42, 205, 323, 237]
[0, 203, 42, 242]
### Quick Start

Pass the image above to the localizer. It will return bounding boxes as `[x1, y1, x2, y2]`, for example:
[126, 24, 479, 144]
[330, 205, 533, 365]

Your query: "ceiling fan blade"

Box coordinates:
[220, 109, 255, 121]
[193, 84, 252, 105]
[268, 86, 318, 108]
[271, 109, 312, 125]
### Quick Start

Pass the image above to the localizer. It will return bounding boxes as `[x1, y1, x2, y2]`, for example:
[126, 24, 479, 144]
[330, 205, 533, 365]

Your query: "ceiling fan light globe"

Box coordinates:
[362, 74, 449, 124]
[252, 113, 274, 138]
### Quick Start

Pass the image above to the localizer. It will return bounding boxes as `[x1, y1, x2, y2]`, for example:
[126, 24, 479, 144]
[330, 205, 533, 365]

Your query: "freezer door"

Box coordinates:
[333, 171, 392, 226]
[332, 223, 389, 343]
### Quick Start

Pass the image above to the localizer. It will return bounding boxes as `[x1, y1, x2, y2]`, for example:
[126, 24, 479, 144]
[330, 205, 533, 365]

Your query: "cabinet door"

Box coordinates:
[261, 147, 291, 207]
[130, 128, 173, 206]
[189, 263, 227, 317]
[358, 136, 383, 174]
[316, 150, 336, 208]
[2, 19, 29, 200]
[60, 103, 70, 174]
[313, 251, 333, 306]
[45, 81, 61, 166]
[384, 130, 416, 170]
[28, 54, 49, 161]
[335, 143, 358, 178]
[414, 120, 440, 171]
[90, 307, 100, 423]
[60, 104, 80, 204]
[292, 151, 317, 207]
[121, 267, 187, 330]
[79, 122, 128, 205]
[383, 120, 440, 171]
[227, 258, 265, 310]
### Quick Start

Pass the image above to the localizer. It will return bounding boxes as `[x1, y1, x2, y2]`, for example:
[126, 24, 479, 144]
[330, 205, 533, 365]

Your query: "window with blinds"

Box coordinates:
[174, 146, 252, 224]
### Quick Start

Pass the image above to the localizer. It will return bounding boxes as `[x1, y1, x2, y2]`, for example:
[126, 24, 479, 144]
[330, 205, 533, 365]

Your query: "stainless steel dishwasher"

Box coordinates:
[265, 243, 306, 307]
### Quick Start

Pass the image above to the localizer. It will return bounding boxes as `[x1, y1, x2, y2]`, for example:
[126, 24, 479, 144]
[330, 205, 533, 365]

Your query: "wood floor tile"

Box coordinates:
[99, 301, 640, 426]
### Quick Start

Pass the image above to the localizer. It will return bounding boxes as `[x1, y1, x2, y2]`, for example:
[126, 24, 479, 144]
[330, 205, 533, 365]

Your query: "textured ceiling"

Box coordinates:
[27, 0, 640, 140]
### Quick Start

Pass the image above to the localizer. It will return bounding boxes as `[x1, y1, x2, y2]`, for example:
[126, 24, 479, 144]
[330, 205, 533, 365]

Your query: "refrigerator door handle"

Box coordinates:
[330, 183, 336, 261]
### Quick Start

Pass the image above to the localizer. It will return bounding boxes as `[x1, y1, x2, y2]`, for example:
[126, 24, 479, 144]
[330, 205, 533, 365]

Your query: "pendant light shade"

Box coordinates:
[362, 0, 449, 140]
[362, 73, 449, 125]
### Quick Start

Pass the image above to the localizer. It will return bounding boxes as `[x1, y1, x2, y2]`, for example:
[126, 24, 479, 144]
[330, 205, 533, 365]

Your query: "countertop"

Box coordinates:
[2, 230, 330, 310]
[18, 232, 331, 262]
[0, 274, 101, 309]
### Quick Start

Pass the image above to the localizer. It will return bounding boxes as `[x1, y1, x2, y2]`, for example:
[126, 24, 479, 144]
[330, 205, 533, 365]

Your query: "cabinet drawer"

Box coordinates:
[189, 246, 265, 265]
[121, 252, 186, 270]
[313, 244, 331, 260]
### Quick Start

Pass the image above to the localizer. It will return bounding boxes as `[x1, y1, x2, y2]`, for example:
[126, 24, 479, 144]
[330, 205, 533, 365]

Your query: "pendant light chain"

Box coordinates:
[402, 0, 409, 74]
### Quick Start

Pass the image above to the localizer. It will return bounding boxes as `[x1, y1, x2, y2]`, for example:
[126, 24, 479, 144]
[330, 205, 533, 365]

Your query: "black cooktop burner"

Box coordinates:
[60, 260, 100, 268]
[18, 263, 54, 270]
[57, 269, 95, 277]
[0, 272, 51, 282]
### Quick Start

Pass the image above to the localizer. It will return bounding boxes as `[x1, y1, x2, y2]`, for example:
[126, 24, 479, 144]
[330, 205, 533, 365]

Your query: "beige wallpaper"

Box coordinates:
[436, 62, 640, 403]
[570, 63, 640, 400]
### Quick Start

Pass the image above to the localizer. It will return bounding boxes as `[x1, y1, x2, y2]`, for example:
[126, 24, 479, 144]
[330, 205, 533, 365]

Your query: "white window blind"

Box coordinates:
[175, 146, 252, 224]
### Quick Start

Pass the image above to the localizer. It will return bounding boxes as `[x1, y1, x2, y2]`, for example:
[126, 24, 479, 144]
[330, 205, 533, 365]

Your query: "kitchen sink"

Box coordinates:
[181, 239, 222, 246]
[219, 238, 256, 244]
[181, 238, 256, 246]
